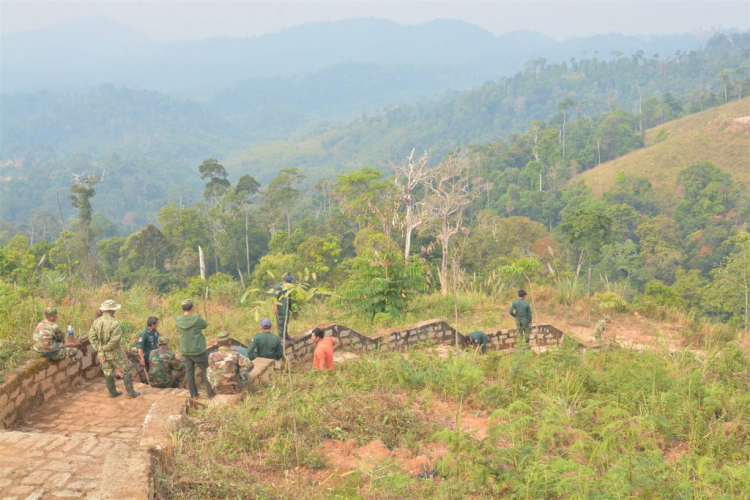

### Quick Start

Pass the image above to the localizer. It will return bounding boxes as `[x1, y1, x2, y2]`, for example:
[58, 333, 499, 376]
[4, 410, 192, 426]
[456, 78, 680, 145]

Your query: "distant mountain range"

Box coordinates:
[2, 17, 709, 97]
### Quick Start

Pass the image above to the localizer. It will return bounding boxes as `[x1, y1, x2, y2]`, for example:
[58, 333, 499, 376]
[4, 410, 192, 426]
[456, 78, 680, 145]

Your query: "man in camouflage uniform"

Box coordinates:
[273, 275, 293, 341]
[148, 337, 185, 388]
[89, 299, 140, 398]
[593, 316, 611, 341]
[33, 307, 79, 360]
[207, 332, 254, 395]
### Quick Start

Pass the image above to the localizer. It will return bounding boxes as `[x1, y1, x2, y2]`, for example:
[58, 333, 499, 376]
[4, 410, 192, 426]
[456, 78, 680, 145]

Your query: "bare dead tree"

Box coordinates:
[390, 148, 431, 263]
[423, 152, 477, 295]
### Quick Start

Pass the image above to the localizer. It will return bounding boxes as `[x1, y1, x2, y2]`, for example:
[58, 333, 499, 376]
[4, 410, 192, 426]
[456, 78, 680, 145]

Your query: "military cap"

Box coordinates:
[44, 306, 58, 318]
[284, 275, 293, 283]
[158, 337, 169, 345]
[605, 316, 612, 321]
[181, 299, 193, 306]
[260, 318, 272, 328]
[99, 299, 121, 311]
[216, 331, 230, 340]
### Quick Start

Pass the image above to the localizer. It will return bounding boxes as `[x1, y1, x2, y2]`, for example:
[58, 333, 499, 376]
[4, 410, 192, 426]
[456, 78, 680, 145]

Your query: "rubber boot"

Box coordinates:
[105, 376, 122, 398]
[124, 376, 141, 398]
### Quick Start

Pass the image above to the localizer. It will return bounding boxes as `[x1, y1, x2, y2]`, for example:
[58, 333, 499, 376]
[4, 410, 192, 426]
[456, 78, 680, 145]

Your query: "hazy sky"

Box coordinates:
[1, 1, 748, 41]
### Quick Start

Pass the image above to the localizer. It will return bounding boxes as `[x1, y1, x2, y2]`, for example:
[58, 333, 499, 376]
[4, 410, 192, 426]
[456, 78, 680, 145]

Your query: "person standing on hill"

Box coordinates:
[175, 299, 215, 399]
[247, 318, 284, 361]
[33, 307, 79, 361]
[274, 274, 293, 341]
[509, 289, 533, 348]
[312, 327, 340, 371]
[135, 316, 160, 372]
[207, 332, 254, 394]
[89, 299, 140, 398]
[148, 337, 185, 388]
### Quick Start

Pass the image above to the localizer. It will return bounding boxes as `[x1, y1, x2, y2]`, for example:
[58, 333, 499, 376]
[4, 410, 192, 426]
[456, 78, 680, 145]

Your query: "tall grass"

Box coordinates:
[163, 343, 750, 499]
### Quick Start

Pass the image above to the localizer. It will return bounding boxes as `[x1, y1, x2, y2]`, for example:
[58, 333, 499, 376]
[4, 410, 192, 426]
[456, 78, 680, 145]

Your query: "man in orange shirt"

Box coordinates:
[312, 327, 340, 371]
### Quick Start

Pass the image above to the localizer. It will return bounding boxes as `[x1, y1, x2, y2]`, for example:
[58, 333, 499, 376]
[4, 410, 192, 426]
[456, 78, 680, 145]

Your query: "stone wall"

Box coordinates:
[0, 340, 99, 429]
[1, 321, 565, 427]
[281, 320, 565, 364]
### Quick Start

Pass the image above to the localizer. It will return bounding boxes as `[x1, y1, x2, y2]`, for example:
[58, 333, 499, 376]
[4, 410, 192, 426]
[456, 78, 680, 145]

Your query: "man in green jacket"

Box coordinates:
[175, 299, 215, 399]
[467, 330, 489, 354]
[509, 289, 533, 348]
[247, 318, 284, 361]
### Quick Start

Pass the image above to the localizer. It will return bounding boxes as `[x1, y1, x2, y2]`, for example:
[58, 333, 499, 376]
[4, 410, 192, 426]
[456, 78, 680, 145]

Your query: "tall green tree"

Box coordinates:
[263, 168, 305, 235]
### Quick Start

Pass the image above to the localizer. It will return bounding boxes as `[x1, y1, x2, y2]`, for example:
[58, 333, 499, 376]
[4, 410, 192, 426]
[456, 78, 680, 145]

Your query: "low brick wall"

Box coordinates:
[0, 340, 99, 429]
[2, 322, 566, 427]
[281, 320, 565, 364]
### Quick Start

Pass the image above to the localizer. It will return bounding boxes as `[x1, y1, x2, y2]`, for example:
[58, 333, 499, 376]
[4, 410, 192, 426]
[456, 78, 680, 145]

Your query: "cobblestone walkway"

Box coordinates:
[1, 379, 190, 500]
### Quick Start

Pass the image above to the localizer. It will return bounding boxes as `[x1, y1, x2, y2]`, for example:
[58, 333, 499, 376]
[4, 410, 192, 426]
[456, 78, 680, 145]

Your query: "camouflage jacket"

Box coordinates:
[33, 319, 64, 354]
[148, 348, 184, 386]
[593, 319, 608, 339]
[207, 347, 253, 391]
[89, 314, 124, 356]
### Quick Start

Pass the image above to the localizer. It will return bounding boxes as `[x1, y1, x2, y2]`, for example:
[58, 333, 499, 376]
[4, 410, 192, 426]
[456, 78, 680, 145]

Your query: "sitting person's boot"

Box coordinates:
[105, 375, 122, 398]
[124, 376, 141, 398]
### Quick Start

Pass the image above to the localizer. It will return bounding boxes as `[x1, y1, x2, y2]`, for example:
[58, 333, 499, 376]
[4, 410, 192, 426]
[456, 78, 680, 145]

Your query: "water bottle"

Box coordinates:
[67, 325, 74, 340]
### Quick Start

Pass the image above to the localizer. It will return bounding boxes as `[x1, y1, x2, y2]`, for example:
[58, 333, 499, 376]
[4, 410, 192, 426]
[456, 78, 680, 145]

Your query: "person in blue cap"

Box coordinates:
[273, 274, 293, 340]
[247, 318, 284, 361]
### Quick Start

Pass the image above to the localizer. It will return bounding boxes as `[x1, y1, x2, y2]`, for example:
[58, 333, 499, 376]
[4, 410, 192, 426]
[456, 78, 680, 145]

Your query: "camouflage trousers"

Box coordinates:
[41, 347, 79, 361]
[210, 371, 251, 395]
[516, 323, 531, 348]
[150, 368, 186, 389]
[98, 350, 131, 377]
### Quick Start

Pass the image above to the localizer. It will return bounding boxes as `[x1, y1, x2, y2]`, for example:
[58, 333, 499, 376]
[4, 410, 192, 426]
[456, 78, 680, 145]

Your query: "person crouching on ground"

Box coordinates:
[207, 332, 254, 394]
[312, 327, 340, 371]
[89, 299, 140, 398]
[467, 330, 488, 354]
[136, 316, 160, 372]
[33, 306, 79, 361]
[148, 337, 186, 388]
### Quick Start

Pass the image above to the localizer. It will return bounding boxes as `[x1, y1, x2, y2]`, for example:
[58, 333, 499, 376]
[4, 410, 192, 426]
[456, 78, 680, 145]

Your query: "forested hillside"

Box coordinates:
[577, 97, 750, 207]
[228, 32, 750, 176]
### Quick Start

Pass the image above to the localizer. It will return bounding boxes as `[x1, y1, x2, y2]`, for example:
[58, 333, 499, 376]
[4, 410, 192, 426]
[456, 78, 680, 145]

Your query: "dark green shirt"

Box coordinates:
[247, 331, 284, 361]
[135, 327, 160, 357]
[468, 331, 488, 353]
[175, 314, 208, 356]
[509, 299, 532, 325]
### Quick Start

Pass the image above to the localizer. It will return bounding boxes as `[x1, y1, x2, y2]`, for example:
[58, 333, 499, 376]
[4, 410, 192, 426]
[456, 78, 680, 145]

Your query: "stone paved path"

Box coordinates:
[1, 379, 190, 500]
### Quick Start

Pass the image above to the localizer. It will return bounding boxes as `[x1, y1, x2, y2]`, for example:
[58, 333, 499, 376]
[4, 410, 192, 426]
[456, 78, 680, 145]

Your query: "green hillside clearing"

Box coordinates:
[576, 98, 750, 208]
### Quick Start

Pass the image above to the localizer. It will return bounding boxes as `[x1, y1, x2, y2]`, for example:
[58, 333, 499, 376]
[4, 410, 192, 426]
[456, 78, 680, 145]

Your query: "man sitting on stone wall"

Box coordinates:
[33, 307, 80, 361]
[207, 332, 254, 394]
[148, 337, 186, 388]
[247, 318, 284, 361]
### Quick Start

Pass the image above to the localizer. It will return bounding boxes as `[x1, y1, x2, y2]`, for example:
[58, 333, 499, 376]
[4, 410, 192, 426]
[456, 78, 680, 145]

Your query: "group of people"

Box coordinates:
[33, 284, 611, 400]
[32, 277, 340, 400]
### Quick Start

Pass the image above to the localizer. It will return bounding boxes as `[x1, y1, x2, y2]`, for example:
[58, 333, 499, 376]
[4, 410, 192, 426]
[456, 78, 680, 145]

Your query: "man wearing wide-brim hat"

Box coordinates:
[89, 299, 140, 398]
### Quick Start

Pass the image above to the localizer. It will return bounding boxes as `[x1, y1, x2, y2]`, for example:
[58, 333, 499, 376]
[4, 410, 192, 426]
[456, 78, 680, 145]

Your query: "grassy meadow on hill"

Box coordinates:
[576, 97, 750, 209]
